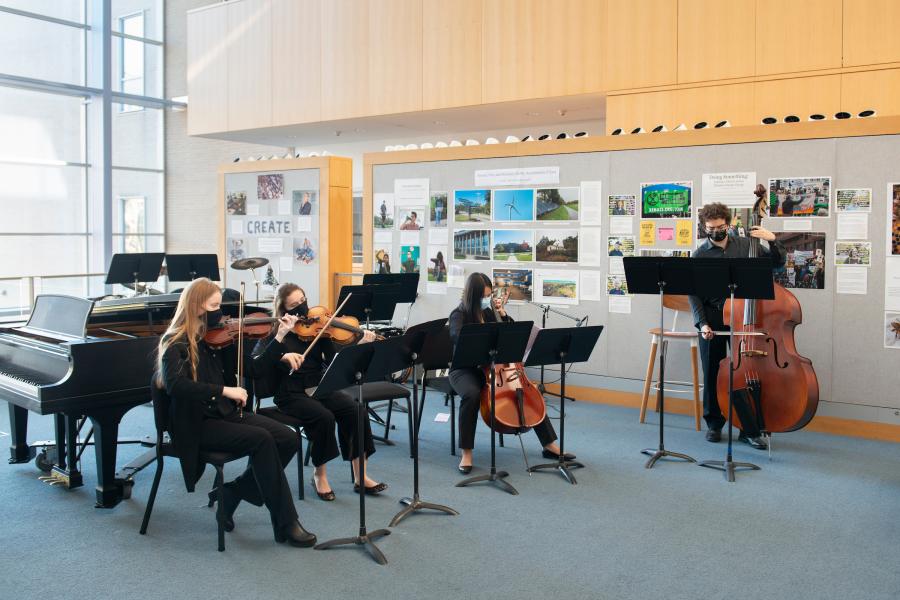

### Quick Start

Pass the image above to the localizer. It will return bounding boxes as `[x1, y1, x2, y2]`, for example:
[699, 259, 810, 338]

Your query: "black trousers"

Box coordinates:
[274, 392, 376, 467]
[449, 368, 557, 450]
[199, 412, 298, 528]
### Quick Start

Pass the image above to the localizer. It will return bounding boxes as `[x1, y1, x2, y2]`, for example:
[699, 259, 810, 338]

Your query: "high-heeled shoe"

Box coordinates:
[207, 485, 239, 532]
[274, 520, 317, 547]
[310, 477, 335, 501]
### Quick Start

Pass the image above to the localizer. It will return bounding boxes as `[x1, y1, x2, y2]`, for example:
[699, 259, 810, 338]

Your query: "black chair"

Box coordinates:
[139, 379, 247, 552]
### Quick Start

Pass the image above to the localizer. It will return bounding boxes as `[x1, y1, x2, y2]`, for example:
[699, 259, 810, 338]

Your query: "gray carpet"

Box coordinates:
[1, 396, 898, 600]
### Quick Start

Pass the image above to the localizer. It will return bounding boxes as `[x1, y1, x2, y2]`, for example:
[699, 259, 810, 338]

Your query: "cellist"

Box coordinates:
[688, 202, 785, 450]
[448, 272, 574, 473]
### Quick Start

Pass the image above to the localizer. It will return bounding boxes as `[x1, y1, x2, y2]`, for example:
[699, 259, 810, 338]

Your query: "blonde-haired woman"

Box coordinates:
[252, 283, 385, 501]
[156, 277, 315, 547]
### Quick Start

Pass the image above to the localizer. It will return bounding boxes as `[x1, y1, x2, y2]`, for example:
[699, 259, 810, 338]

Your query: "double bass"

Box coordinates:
[478, 288, 547, 434]
[717, 185, 819, 433]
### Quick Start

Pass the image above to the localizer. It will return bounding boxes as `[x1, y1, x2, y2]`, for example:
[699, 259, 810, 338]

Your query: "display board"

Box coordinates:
[366, 125, 900, 426]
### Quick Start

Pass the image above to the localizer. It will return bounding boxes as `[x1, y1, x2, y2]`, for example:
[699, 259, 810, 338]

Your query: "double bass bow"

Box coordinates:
[716, 184, 819, 433]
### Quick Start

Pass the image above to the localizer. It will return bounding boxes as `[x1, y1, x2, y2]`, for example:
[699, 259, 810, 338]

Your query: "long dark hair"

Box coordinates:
[461, 272, 491, 323]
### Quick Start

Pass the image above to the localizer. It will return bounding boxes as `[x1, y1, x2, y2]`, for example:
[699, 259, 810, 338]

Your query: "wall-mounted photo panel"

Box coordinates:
[257, 174, 284, 200]
[426, 246, 448, 282]
[835, 188, 871, 213]
[429, 191, 449, 228]
[607, 235, 635, 256]
[891, 183, 900, 255]
[397, 207, 425, 231]
[768, 177, 831, 217]
[400, 245, 421, 273]
[639, 249, 691, 257]
[293, 236, 317, 265]
[534, 269, 579, 305]
[608, 194, 636, 216]
[292, 190, 317, 216]
[641, 181, 692, 219]
[536, 187, 580, 221]
[835, 241, 872, 266]
[374, 193, 395, 229]
[535, 229, 579, 263]
[774, 232, 827, 289]
[227, 238, 246, 262]
[227, 191, 247, 215]
[453, 229, 491, 261]
[492, 229, 534, 262]
[492, 188, 535, 222]
[373, 245, 392, 274]
[493, 268, 533, 303]
[453, 189, 491, 223]
[607, 274, 629, 295]
[885, 312, 900, 349]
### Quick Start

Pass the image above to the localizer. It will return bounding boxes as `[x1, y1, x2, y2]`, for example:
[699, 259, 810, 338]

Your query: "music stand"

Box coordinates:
[104, 253, 165, 296]
[363, 273, 420, 329]
[165, 254, 220, 282]
[312, 342, 391, 565]
[337, 284, 402, 329]
[453, 321, 534, 495]
[379, 319, 459, 527]
[623, 257, 698, 468]
[524, 325, 604, 484]
[692, 257, 774, 483]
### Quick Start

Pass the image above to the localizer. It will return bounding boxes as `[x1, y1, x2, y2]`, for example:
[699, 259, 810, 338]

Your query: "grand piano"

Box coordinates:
[0, 293, 180, 508]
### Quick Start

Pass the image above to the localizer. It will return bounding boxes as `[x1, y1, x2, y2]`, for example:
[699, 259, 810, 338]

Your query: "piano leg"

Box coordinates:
[7, 404, 35, 464]
[89, 409, 129, 509]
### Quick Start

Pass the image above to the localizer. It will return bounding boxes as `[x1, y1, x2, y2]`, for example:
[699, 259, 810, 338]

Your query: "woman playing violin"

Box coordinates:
[252, 283, 387, 501]
[155, 278, 315, 547]
[448, 272, 575, 473]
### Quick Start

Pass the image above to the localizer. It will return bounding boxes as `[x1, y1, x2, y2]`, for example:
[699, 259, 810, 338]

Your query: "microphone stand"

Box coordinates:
[524, 300, 587, 407]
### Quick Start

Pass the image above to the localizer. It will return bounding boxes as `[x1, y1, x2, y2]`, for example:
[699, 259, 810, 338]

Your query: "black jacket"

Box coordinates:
[448, 305, 512, 370]
[252, 333, 336, 399]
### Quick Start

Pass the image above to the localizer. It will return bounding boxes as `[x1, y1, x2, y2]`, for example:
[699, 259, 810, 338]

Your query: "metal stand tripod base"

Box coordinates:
[391, 494, 459, 526]
[456, 470, 518, 495]
[641, 448, 696, 469]
[698, 459, 760, 482]
[314, 529, 391, 565]
[528, 460, 584, 485]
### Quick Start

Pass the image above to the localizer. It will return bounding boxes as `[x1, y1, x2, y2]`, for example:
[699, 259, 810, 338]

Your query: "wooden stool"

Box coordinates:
[638, 295, 702, 431]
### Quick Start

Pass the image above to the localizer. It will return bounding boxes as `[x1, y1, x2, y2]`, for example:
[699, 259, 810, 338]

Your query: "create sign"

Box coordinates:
[238, 219, 292, 235]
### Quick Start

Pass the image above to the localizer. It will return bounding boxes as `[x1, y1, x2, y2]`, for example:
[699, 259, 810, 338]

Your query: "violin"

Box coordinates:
[293, 305, 384, 346]
[717, 184, 819, 433]
[204, 312, 276, 349]
[479, 287, 547, 434]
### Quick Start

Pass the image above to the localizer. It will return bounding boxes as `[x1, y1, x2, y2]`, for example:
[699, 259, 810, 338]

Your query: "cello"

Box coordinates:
[478, 287, 547, 434]
[717, 184, 819, 433]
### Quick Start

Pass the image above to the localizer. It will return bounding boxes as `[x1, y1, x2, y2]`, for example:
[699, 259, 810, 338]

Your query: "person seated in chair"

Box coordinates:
[252, 283, 386, 501]
[156, 277, 315, 547]
[448, 272, 574, 474]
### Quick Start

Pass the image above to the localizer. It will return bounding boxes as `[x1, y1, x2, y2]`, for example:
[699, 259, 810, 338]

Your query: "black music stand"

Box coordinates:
[362, 273, 420, 304]
[312, 342, 391, 565]
[384, 319, 459, 527]
[453, 321, 534, 495]
[165, 254, 220, 282]
[623, 257, 697, 468]
[692, 257, 774, 483]
[524, 325, 604, 484]
[337, 284, 402, 329]
[105, 253, 165, 295]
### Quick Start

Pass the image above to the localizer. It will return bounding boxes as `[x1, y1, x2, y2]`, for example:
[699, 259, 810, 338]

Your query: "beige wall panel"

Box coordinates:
[483, 0, 605, 103]
[321, 0, 370, 120]
[368, 0, 423, 115]
[843, 0, 900, 67]
[422, 0, 482, 110]
[225, 0, 273, 131]
[674, 83, 756, 128]
[605, 90, 675, 134]
[186, 6, 229, 135]
[754, 75, 841, 122]
[605, 0, 677, 91]
[677, 0, 755, 83]
[841, 68, 900, 116]
[756, 0, 842, 75]
[271, 0, 322, 126]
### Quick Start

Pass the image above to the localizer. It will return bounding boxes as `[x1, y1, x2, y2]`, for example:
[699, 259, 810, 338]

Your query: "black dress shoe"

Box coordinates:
[207, 484, 239, 532]
[310, 478, 335, 502]
[458, 464, 472, 474]
[705, 428, 722, 443]
[542, 448, 576, 461]
[274, 520, 317, 547]
[738, 433, 768, 450]
[353, 482, 388, 495]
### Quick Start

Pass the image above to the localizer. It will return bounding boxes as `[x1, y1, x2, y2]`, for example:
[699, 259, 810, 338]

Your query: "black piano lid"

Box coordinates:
[17, 295, 94, 342]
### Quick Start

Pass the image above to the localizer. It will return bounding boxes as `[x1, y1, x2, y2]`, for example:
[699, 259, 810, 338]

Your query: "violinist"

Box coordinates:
[252, 283, 386, 501]
[155, 278, 315, 547]
[689, 202, 785, 450]
[448, 272, 574, 473]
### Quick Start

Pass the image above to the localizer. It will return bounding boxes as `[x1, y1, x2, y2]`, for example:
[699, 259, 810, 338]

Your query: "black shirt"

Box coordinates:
[688, 234, 786, 329]
[161, 338, 237, 417]
[448, 304, 512, 370]
[253, 332, 337, 393]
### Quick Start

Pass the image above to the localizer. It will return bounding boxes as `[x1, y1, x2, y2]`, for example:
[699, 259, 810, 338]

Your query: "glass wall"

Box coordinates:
[0, 1, 167, 315]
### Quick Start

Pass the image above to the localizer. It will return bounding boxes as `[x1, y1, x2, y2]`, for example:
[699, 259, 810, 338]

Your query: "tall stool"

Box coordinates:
[638, 294, 702, 431]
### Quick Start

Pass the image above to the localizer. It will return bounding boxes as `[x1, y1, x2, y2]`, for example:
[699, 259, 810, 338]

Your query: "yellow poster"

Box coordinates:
[675, 220, 693, 247]
[640, 221, 655, 246]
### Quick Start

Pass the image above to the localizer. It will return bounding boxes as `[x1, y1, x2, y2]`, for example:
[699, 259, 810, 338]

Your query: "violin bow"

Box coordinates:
[299, 292, 354, 361]
[237, 282, 245, 418]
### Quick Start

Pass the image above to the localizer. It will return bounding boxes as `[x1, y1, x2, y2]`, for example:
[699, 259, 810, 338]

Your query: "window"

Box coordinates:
[118, 196, 145, 253]
[118, 12, 145, 112]
[352, 192, 363, 263]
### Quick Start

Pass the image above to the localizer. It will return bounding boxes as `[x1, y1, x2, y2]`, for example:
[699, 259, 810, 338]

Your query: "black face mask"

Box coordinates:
[709, 229, 728, 242]
[286, 301, 308, 317]
[206, 309, 223, 328]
